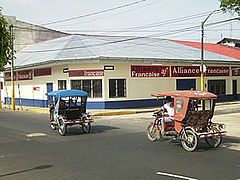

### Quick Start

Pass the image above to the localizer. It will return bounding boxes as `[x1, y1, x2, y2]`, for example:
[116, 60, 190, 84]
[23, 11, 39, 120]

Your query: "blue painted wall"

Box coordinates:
[4, 94, 240, 109]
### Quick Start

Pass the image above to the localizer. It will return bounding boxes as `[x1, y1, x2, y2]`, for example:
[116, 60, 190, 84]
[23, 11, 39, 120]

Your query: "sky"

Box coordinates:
[1, 0, 240, 43]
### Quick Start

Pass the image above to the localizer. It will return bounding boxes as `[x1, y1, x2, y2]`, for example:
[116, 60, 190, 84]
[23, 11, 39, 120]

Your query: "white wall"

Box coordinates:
[3, 63, 240, 105]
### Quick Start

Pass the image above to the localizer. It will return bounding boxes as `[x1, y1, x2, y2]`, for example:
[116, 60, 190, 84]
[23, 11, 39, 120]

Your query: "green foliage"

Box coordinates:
[0, 7, 12, 71]
[219, 0, 240, 14]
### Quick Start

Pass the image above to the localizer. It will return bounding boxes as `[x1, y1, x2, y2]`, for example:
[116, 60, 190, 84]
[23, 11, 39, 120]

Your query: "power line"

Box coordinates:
[59, 10, 222, 34]
[57, 0, 164, 28]
[18, 17, 240, 53]
[41, 0, 148, 26]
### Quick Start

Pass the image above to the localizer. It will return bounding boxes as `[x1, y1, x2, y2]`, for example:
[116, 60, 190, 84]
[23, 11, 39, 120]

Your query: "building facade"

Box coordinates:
[3, 34, 240, 109]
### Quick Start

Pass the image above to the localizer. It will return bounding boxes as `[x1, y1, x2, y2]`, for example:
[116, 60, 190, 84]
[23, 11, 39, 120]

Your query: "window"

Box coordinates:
[109, 79, 126, 98]
[71, 79, 102, 98]
[0, 82, 3, 89]
[208, 80, 226, 95]
[176, 98, 184, 113]
[58, 80, 66, 90]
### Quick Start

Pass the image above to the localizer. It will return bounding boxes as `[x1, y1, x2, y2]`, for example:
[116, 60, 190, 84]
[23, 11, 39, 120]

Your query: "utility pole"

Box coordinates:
[0, 80, 2, 109]
[201, 9, 219, 91]
[10, 25, 15, 110]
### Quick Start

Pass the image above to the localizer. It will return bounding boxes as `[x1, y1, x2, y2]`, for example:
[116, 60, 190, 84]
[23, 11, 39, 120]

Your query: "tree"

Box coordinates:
[0, 7, 12, 71]
[219, 0, 240, 14]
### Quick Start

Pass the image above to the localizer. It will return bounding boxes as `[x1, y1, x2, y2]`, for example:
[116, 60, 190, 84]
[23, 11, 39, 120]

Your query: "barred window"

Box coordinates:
[58, 80, 66, 90]
[109, 79, 126, 98]
[71, 79, 102, 98]
[208, 80, 226, 95]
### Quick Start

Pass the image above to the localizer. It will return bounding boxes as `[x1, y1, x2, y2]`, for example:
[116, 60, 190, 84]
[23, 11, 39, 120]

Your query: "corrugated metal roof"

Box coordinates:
[14, 34, 240, 68]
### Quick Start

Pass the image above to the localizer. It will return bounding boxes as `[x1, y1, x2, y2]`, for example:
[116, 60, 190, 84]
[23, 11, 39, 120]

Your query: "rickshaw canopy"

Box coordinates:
[48, 90, 88, 97]
[152, 90, 217, 100]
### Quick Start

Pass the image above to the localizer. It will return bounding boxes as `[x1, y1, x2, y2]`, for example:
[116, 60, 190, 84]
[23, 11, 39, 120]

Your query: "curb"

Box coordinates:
[92, 109, 154, 117]
[1, 105, 154, 116]
[1, 101, 240, 116]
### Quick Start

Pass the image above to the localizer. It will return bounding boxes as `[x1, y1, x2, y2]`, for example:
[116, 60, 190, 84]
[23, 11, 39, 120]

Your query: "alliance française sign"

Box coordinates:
[131, 65, 230, 78]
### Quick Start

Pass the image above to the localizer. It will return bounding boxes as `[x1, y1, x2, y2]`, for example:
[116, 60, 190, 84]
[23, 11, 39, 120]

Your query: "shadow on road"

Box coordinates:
[65, 125, 120, 136]
[0, 165, 53, 178]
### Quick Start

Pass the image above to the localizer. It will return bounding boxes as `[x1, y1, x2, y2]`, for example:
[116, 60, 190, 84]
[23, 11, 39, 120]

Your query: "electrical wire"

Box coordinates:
[20, 17, 239, 54]
[41, 0, 148, 26]
[57, 0, 164, 28]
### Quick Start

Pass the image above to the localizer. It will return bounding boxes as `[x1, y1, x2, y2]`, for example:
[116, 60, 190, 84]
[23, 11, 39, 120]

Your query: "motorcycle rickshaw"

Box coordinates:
[147, 90, 226, 152]
[48, 90, 93, 136]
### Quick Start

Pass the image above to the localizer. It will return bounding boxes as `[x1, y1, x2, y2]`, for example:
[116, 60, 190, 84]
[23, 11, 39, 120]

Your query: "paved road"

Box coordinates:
[0, 110, 239, 180]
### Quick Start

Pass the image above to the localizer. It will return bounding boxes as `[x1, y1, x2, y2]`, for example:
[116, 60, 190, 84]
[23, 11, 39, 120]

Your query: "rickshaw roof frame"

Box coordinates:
[48, 90, 88, 98]
[152, 90, 217, 100]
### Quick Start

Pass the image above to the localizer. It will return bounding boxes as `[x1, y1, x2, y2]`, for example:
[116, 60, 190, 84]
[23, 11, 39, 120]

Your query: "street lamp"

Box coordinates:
[201, 9, 220, 91]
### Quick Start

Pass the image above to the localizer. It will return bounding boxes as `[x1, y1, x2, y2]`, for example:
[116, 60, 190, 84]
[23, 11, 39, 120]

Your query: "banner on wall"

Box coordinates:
[18, 70, 33, 80]
[34, 68, 51, 77]
[131, 65, 170, 77]
[69, 70, 104, 77]
[4, 72, 17, 81]
[171, 66, 229, 77]
[231, 67, 240, 76]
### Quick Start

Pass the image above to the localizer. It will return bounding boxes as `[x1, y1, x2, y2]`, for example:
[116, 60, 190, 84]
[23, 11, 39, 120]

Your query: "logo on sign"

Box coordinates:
[131, 65, 170, 78]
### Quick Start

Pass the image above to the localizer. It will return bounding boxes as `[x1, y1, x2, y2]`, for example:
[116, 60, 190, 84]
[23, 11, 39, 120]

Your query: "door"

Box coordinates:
[176, 79, 196, 90]
[233, 80, 237, 100]
[47, 83, 53, 106]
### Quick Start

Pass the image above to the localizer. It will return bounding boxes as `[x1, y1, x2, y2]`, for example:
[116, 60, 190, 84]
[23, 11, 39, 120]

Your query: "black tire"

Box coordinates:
[147, 124, 158, 142]
[49, 110, 56, 130]
[58, 118, 67, 136]
[205, 136, 222, 148]
[50, 122, 57, 130]
[181, 129, 198, 152]
[82, 123, 91, 134]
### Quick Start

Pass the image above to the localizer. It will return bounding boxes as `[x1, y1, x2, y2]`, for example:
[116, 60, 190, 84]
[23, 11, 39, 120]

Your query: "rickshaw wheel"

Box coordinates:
[147, 124, 158, 142]
[82, 123, 91, 134]
[180, 129, 198, 152]
[58, 118, 67, 136]
[205, 136, 222, 148]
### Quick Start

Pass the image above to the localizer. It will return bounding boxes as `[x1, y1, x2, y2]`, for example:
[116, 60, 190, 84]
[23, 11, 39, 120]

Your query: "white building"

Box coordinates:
[3, 34, 240, 109]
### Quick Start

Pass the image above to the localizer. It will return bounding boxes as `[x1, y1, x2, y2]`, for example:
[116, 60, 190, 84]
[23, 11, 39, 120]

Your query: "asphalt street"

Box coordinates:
[0, 110, 239, 180]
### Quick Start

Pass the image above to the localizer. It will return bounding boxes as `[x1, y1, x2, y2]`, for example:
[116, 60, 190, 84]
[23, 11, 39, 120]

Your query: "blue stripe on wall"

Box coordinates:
[4, 94, 240, 109]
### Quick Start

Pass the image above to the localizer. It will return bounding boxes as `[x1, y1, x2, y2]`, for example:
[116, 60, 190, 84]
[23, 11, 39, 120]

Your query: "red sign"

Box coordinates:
[18, 70, 33, 80]
[131, 65, 170, 77]
[34, 68, 51, 76]
[69, 70, 104, 77]
[206, 66, 229, 76]
[232, 67, 240, 76]
[171, 66, 200, 77]
[4, 72, 17, 81]
[33, 87, 40, 91]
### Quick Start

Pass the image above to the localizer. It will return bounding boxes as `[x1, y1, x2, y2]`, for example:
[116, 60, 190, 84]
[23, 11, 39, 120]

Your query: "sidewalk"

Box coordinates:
[1, 100, 240, 116]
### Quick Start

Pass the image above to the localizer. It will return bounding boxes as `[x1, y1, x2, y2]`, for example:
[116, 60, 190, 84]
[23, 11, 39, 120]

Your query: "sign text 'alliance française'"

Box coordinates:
[132, 65, 230, 77]
[131, 65, 170, 77]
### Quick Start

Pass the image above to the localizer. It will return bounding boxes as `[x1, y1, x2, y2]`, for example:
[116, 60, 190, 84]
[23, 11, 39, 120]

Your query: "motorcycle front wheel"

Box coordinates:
[50, 122, 56, 130]
[147, 124, 158, 142]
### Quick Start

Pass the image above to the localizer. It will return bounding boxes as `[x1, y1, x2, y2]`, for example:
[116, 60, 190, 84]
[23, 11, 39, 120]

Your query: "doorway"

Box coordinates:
[233, 80, 237, 100]
[47, 83, 53, 106]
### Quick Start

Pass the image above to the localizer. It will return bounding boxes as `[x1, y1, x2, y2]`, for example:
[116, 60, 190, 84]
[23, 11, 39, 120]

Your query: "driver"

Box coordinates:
[155, 96, 174, 133]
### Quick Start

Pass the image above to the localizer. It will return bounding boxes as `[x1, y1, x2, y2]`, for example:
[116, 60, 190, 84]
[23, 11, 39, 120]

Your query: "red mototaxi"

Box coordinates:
[148, 90, 226, 151]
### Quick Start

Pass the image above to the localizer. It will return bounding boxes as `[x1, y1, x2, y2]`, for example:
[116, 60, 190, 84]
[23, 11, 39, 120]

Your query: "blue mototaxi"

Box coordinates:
[48, 90, 93, 136]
